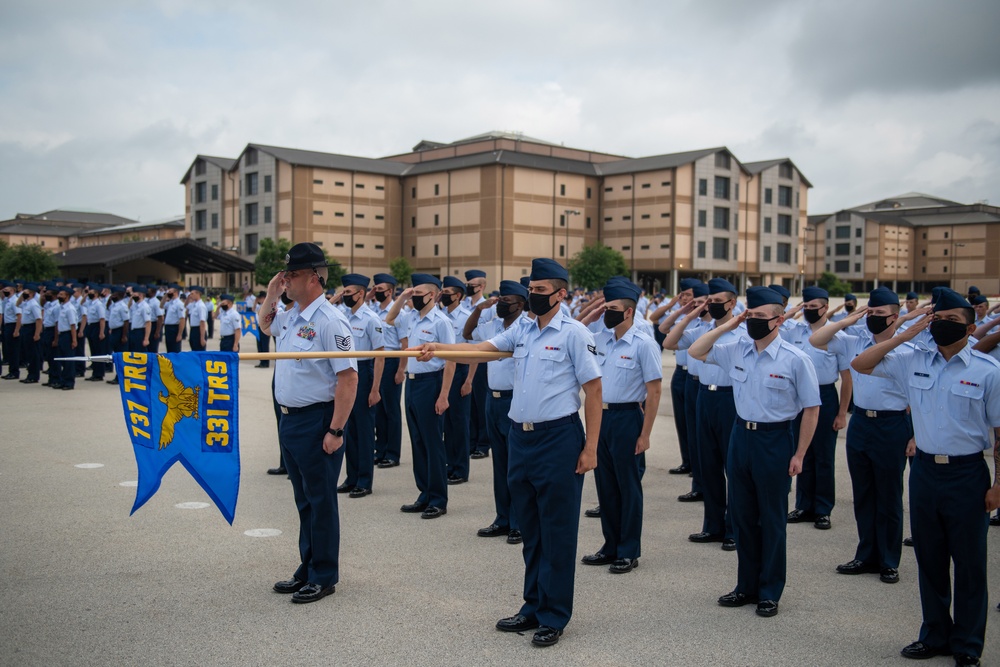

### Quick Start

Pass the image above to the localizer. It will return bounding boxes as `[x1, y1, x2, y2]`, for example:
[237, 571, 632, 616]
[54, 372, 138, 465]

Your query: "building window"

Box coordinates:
[355, 243, 364, 248]
[411, 217, 416, 228]
[313, 210, 323, 216]
[245, 203, 258, 226]
[697, 241, 706, 258]
[764, 188, 773, 204]
[835, 243, 850, 256]
[641, 244, 650, 250]
[335, 181, 344, 187]
[375, 244, 384, 249]
[662, 181, 671, 187]
[777, 243, 792, 264]
[660, 243, 669, 249]
[661, 212, 670, 218]
[586, 217, 591, 228]
[334, 212, 344, 217]
[826, 246, 831, 256]
[763, 246, 772, 262]
[313, 179, 324, 185]
[712, 237, 729, 260]
[559, 245, 565, 257]
[246, 233, 258, 254]
[211, 184, 218, 201]
[264, 175, 272, 193]
[434, 184, 440, 196]
[211, 213, 218, 229]
[433, 244, 439, 256]
[715, 152, 731, 169]
[623, 184, 632, 191]
[355, 213, 365, 219]
[605, 186, 613, 192]
[194, 210, 206, 231]
[245, 148, 258, 166]
[586, 187, 592, 199]
[641, 214, 650, 219]
[943, 265, 948, 273]
[943, 248, 949, 256]
[560, 184, 566, 196]
[641, 183, 651, 189]
[698, 179, 708, 196]
[622, 245, 631, 251]
[334, 242, 344, 248]
[623, 215, 632, 221]
[713, 207, 729, 230]
[604, 216, 613, 222]
[777, 214, 792, 235]
[855, 245, 862, 255]
[246, 172, 258, 196]
[411, 246, 415, 257]
[836, 226, 850, 239]
[698, 210, 707, 227]
[922, 249, 926, 257]
[559, 215, 565, 227]
[195, 182, 207, 203]
[375, 215, 384, 220]
[411, 187, 417, 198]
[434, 214, 439, 226]
[194, 160, 206, 176]
[764, 217, 772, 233]
[263, 207, 271, 224]
[778, 186, 792, 207]
[375, 185, 384, 191]
[855, 263, 861, 272]
[356, 183, 365, 189]
[714, 176, 730, 200]
[779, 163, 793, 179]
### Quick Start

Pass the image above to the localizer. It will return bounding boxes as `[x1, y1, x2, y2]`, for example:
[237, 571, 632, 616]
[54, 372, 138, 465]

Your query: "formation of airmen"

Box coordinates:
[4, 255, 1000, 662]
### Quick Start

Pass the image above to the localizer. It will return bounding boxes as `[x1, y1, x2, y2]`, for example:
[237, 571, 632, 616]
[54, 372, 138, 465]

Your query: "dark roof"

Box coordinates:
[180, 155, 238, 183]
[7, 209, 137, 227]
[596, 147, 746, 177]
[54, 238, 254, 273]
[77, 216, 185, 237]
[448, 131, 562, 147]
[813, 203, 1000, 228]
[742, 158, 813, 188]
[412, 140, 448, 152]
[0, 223, 89, 237]
[851, 192, 963, 212]
[401, 150, 601, 177]
[246, 143, 408, 176]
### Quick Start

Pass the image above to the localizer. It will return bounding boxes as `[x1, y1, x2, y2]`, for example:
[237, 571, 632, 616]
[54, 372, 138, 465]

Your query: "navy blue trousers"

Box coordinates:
[188, 327, 205, 351]
[727, 421, 794, 602]
[697, 386, 736, 539]
[594, 407, 644, 559]
[85, 323, 106, 378]
[164, 324, 182, 353]
[685, 371, 703, 493]
[469, 364, 490, 454]
[375, 357, 402, 463]
[910, 455, 990, 658]
[444, 363, 471, 480]
[56, 331, 75, 388]
[670, 367, 690, 468]
[486, 392, 516, 529]
[508, 415, 586, 630]
[74, 327, 86, 376]
[279, 402, 343, 587]
[344, 360, 375, 490]
[42, 326, 56, 372]
[254, 329, 270, 366]
[405, 371, 447, 509]
[846, 411, 910, 569]
[3, 322, 20, 376]
[147, 326, 161, 354]
[794, 383, 839, 515]
[219, 334, 235, 352]
[19, 326, 40, 381]
[128, 328, 147, 353]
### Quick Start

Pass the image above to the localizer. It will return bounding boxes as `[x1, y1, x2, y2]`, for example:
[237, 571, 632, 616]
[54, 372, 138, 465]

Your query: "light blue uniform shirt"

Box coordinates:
[676, 318, 713, 379]
[344, 305, 385, 352]
[218, 308, 242, 336]
[88, 298, 107, 324]
[56, 301, 78, 333]
[108, 300, 129, 329]
[705, 336, 822, 423]
[595, 323, 662, 403]
[147, 298, 163, 322]
[3, 295, 20, 322]
[273, 293, 357, 408]
[20, 298, 41, 324]
[372, 302, 412, 351]
[474, 316, 524, 391]
[873, 343, 1000, 456]
[129, 299, 152, 329]
[163, 299, 185, 325]
[780, 321, 850, 385]
[830, 311, 851, 323]
[488, 309, 602, 423]
[187, 300, 208, 326]
[43, 300, 59, 327]
[826, 329, 908, 411]
[441, 303, 473, 347]
[691, 322, 744, 387]
[406, 308, 455, 374]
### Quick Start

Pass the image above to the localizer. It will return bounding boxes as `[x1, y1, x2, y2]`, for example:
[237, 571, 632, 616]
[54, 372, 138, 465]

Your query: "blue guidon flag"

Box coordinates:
[113, 352, 241, 524]
[236, 301, 260, 342]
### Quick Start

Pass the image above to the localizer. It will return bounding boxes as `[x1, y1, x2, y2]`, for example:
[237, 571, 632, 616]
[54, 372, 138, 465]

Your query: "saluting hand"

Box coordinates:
[479, 296, 498, 311]
[840, 306, 868, 327]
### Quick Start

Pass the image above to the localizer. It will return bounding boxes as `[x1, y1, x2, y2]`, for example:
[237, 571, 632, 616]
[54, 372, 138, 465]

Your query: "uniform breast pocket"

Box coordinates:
[615, 357, 636, 370]
[949, 382, 983, 420]
[538, 347, 566, 379]
[729, 367, 748, 385]
[512, 346, 529, 374]
[762, 375, 793, 408]
[292, 337, 314, 353]
[908, 374, 935, 409]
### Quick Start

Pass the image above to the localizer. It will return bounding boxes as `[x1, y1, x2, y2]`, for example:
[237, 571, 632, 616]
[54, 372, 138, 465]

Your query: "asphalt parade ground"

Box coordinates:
[1, 351, 998, 667]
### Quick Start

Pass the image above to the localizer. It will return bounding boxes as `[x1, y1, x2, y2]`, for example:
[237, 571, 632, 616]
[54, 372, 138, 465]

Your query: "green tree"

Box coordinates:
[567, 243, 629, 290]
[253, 237, 344, 289]
[389, 257, 413, 286]
[816, 271, 851, 297]
[0, 239, 9, 269]
[0, 243, 59, 281]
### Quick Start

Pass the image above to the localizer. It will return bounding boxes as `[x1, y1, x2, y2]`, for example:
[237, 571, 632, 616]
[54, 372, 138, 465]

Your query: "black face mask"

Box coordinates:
[603, 309, 626, 329]
[133, 295, 141, 302]
[803, 308, 824, 324]
[699, 308, 709, 318]
[528, 292, 558, 317]
[930, 319, 969, 347]
[412, 294, 429, 311]
[88, 293, 96, 299]
[342, 293, 358, 309]
[707, 302, 729, 320]
[496, 301, 519, 320]
[58, 296, 67, 303]
[465, 284, 477, 298]
[844, 304, 856, 313]
[374, 290, 389, 303]
[746, 316, 779, 341]
[439, 293, 456, 307]
[221, 304, 229, 311]
[280, 293, 293, 306]
[866, 314, 894, 335]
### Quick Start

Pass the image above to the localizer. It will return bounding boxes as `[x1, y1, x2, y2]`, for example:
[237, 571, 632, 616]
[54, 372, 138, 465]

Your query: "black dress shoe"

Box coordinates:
[420, 506, 446, 519]
[507, 530, 522, 544]
[581, 551, 614, 566]
[990, 514, 1000, 527]
[584, 505, 602, 518]
[60, 385, 74, 390]
[721, 538, 737, 551]
[106, 378, 119, 385]
[42, 381, 57, 387]
[377, 459, 400, 468]
[814, 515, 831, 530]
[400, 501, 428, 513]
[471, 450, 489, 459]
[446, 475, 468, 485]
[273, 577, 306, 594]
[267, 467, 287, 475]
[609, 558, 638, 574]
[349, 487, 372, 498]
[836, 559, 879, 575]
[900, 641, 951, 660]
[668, 464, 691, 475]
[954, 654, 981, 666]
[496, 614, 539, 633]
[880, 568, 899, 584]
[531, 627, 562, 647]
[84, 376, 103, 382]
[688, 532, 723, 543]
[718, 590, 757, 607]
[477, 523, 510, 538]
[336, 482, 354, 493]
[291, 583, 335, 604]
[756, 600, 779, 617]
[677, 491, 703, 502]
[786, 509, 815, 523]
[20, 378, 37, 384]
[2, 373, 18, 380]
[903, 536, 914, 547]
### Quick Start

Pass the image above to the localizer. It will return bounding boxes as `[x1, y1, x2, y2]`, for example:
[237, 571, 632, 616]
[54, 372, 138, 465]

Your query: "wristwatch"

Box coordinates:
[328, 427, 345, 438]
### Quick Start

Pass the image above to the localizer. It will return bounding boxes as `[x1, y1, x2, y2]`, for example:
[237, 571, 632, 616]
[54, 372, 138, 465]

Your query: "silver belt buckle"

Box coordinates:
[865, 410, 877, 418]
[745, 421, 758, 431]
[280, 406, 289, 415]
[602, 403, 609, 410]
[407, 373, 415, 380]
[934, 454, 949, 464]
[708, 384, 718, 391]
[522, 422, 534, 432]
[492, 391, 501, 398]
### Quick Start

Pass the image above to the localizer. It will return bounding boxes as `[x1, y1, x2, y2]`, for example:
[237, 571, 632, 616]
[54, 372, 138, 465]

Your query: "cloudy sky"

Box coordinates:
[1, 0, 998, 222]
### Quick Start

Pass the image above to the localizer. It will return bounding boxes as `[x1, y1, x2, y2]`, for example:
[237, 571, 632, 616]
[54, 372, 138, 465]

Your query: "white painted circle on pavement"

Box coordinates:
[119, 480, 138, 487]
[175, 502, 210, 510]
[75, 463, 105, 469]
[244, 528, 282, 538]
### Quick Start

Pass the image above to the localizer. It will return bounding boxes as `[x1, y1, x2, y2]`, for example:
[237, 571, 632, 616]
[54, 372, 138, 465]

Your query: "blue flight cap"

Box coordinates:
[373, 273, 397, 287]
[691, 283, 709, 298]
[933, 288, 973, 313]
[465, 269, 486, 280]
[519, 276, 531, 288]
[971, 295, 988, 306]
[23, 282, 38, 292]
[679, 278, 700, 292]
[930, 286, 945, 304]
[411, 273, 442, 289]
[747, 286, 784, 308]
[843, 293, 857, 302]
[868, 287, 899, 307]
[906, 291, 918, 300]
[767, 284, 791, 299]
[188, 285, 204, 294]
[499, 280, 528, 300]
[802, 286, 829, 302]
[968, 286, 981, 295]
[56, 284, 72, 295]
[708, 278, 737, 295]
[602, 279, 641, 303]
[442, 276, 465, 290]
[530, 258, 569, 282]
[341, 273, 370, 288]
[220, 293, 234, 302]
[489, 290, 500, 297]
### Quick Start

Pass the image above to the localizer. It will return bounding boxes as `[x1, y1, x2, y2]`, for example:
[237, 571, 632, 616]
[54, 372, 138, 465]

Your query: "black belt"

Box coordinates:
[688, 375, 699, 382]
[820, 383, 837, 390]
[512, 414, 577, 432]
[736, 417, 792, 432]
[679, 365, 688, 371]
[700, 384, 733, 392]
[357, 358, 374, 366]
[855, 408, 907, 419]
[407, 369, 443, 381]
[602, 402, 641, 411]
[489, 389, 513, 399]
[914, 449, 983, 465]
[278, 400, 333, 415]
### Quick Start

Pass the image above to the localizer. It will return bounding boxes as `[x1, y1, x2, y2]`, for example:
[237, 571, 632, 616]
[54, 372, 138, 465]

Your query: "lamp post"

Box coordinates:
[951, 238, 965, 291]
[563, 209, 580, 267]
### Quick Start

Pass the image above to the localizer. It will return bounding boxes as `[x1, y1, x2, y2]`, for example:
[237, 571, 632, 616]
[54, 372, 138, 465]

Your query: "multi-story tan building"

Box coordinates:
[181, 132, 812, 292]
[808, 193, 1000, 294]
[0, 209, 141, 251]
